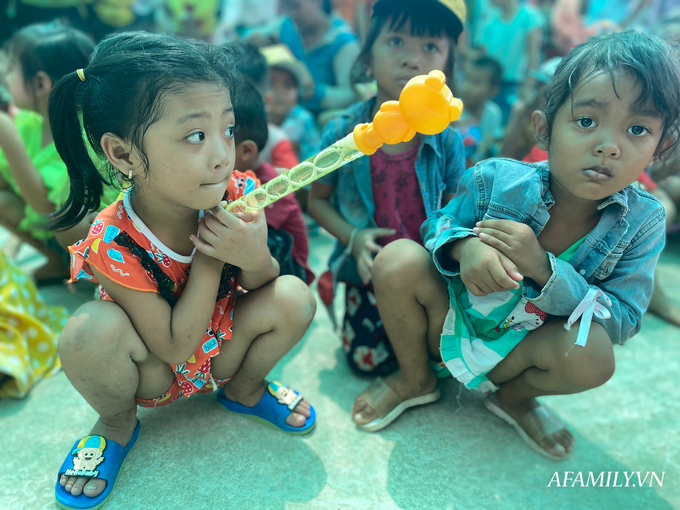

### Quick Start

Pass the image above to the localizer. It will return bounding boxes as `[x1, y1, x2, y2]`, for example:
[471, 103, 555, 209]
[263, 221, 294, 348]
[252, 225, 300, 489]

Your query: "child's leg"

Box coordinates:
[646, 186, 680, 326]
[57, 301, 175, 498]
[210, 275, 317, 427]
[342, 283, 398, 376]
[486, 319, 615, 457]
[351, 239, 449, 425]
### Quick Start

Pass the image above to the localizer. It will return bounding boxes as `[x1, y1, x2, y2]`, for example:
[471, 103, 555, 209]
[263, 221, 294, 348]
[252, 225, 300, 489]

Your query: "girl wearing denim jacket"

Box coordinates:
[351, 31, 680, 461]
[308, 0, 466, 376]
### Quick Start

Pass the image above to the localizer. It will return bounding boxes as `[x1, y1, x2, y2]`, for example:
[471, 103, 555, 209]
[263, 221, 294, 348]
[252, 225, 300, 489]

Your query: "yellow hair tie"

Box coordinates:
[76, 69, 86, 82]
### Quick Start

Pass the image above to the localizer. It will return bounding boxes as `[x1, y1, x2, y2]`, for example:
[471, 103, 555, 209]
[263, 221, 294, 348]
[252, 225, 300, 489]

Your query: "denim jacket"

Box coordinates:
[421, 158, 666, 345]
[318, 98, 465, 281]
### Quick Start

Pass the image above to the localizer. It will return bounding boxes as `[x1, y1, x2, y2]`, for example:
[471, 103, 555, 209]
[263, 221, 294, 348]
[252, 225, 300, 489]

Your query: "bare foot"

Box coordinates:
[223, 382, 312, 427]
[352, 371, 437, 426]
[58, 414, 137, 498]
[490, 391, 574, 458]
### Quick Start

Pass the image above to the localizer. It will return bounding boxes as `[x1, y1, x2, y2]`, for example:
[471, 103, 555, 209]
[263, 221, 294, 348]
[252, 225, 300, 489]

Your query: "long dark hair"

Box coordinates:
[49, 31, 236, 230]
[4, 19, 94, 106]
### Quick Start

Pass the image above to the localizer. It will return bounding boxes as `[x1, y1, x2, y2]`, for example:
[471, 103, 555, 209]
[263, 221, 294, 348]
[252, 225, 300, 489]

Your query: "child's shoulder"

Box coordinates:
[321, 99, 375, 140]
[620, 183, 665, 221]
[473, 157, 545, 185]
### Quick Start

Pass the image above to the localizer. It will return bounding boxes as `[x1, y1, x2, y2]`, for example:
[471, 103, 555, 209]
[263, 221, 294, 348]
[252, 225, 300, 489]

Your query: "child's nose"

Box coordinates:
[594, 142, 621, 159]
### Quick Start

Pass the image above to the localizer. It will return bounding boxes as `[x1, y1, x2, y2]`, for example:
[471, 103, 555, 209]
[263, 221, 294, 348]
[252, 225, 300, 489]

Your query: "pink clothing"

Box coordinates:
[370, 145, 427, 247]
[254, 161, 313, 283]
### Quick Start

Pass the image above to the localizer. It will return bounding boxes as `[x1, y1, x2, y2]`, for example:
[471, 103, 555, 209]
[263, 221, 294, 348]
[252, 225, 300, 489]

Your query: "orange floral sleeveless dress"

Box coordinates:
[69, 171, 259, 406]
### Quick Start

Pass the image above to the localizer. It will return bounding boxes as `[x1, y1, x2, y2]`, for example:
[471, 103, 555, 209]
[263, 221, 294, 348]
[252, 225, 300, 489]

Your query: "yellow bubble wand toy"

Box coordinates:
[225, 70, 463, 213]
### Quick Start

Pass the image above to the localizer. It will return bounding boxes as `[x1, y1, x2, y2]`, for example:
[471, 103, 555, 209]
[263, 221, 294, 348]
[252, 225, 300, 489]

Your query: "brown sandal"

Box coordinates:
[355, 377, 441, 432]
[484, 394, 573, 461]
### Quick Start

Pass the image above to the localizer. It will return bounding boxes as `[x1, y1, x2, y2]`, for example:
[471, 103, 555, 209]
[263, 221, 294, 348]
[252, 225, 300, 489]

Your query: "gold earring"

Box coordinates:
[128, 170, 133, 180]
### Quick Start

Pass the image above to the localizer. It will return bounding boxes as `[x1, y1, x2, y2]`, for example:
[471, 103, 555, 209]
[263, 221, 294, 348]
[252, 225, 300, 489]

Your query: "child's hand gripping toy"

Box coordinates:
[225, 70, 463, 213]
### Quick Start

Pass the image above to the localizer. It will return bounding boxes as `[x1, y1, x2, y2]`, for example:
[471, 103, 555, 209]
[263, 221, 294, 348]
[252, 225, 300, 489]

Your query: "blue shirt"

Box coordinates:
[422, 158, 666, 345]
[279, 15, 358, 113]
[318, 98, 466, 282]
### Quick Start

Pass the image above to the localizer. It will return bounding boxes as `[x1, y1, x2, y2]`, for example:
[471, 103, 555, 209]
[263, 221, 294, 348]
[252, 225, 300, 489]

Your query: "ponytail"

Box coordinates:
[49, 70, 109, 230]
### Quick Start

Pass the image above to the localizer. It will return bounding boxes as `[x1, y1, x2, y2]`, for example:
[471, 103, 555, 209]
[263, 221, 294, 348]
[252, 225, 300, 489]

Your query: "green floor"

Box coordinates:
[1, 231, 679, 510]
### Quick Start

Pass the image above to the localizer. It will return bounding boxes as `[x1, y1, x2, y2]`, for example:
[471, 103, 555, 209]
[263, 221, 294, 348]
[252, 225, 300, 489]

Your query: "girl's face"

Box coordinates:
[370, 20, 450, 102]
[135, 83, 236, 210]
[267, 68, 299, 123]
[6, 60, 32, 110]
[541, 71, 665, 202]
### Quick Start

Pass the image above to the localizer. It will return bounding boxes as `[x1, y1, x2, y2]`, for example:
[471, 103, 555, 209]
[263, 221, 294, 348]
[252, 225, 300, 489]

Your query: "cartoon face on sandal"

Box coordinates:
[70, 435, 106, 472]
[268, 381, 301, 408]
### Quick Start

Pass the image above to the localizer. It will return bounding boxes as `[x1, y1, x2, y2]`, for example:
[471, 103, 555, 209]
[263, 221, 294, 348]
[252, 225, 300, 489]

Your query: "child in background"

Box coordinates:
[261, 44, 320, 162]
[51, 33, 316, 509]
[0, 21, 103, 283]
[474, 0, 544, 124]
[248, 0, 361, 115]
[454, 56, 504, 168]
[352, 32, 679, 462]
[308, 0, 466, 376]
[226, 41, 300, 170]
[232, 76, 314, 283]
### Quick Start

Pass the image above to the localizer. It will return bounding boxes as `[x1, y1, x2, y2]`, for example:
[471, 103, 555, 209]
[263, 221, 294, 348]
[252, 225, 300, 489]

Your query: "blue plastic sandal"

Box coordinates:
[55, 420, 141, 510]
[217, 381, 316, 435]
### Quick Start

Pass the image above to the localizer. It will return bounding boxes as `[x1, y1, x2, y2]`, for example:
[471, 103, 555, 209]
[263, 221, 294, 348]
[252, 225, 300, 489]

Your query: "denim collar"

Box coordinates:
[537, 162, 630, 216]
[344, 97, 442, 158]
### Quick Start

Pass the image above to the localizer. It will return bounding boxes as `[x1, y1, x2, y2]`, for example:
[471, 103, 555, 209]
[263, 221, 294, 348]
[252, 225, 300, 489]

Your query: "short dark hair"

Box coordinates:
[49, 31, 236, 230]
[4, 19, 94, 94]
[224, 41, 269, 92]
[542, 31, 680, 159]
[233, 74, 269, 152]
[470, 56, 503, 88]
[323, 0, 332, 14]
[351, 0, 462, 85]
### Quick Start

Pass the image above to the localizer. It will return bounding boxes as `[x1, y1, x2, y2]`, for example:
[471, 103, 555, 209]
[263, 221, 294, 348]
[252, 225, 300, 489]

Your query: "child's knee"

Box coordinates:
[59, 301, 137, 359]
[564, 323, 615, 389]
[373, 239, 431, 290]
[272, 275, 317, 325]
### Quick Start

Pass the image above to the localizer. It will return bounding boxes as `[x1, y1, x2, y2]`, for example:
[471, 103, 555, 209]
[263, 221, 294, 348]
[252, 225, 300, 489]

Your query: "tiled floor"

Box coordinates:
[1, 227, 679, 510]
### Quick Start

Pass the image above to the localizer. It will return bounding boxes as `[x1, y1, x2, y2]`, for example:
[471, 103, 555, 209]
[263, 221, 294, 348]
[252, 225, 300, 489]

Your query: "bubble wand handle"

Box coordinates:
[225, 70, 463, 213]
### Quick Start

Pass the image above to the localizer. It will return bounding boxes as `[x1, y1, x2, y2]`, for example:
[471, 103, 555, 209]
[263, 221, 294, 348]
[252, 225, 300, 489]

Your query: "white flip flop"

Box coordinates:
[356, 377, 441, 432]
[484, 394, 573, 461]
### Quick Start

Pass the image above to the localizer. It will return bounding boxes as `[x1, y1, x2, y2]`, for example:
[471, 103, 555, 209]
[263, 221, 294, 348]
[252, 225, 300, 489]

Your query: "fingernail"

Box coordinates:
[472, 227, 479, 233]
[85, 483, 97, 490]
[476, 221, 481, 226]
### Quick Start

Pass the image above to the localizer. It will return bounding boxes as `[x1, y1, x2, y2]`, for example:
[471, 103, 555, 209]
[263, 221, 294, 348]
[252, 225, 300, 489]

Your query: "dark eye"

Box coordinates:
[388, 37, 403, 47]
[225, 126, 234, 138]
[187, 132, 205, 143]
[424, 43, 438, 53]
[577, 118, 594, 128]
[628, 125, 649, 136]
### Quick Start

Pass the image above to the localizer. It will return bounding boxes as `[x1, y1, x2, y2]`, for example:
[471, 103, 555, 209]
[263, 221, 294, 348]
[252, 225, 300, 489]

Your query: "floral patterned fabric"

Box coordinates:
[68, 171, 259, 402]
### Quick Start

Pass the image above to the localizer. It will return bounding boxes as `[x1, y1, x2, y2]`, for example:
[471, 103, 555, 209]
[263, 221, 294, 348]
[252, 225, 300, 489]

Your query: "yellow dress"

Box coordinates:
[0, 250, 70, 398]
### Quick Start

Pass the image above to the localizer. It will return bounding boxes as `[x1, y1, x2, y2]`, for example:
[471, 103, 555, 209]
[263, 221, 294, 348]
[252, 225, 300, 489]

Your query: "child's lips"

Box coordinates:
[582, 166, 613, 181]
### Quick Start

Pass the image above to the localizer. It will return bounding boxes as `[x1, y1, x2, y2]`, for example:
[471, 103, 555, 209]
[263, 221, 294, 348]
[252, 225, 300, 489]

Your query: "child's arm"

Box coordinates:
[477, 209, 666, 344]
[441, 129, 466, 205]
[0, 112, 54, 213]
[421, 166, 522, 294]
[54, 211, 98, 249]
[308, 181, 394, 285]
[90, 250, 226, 365]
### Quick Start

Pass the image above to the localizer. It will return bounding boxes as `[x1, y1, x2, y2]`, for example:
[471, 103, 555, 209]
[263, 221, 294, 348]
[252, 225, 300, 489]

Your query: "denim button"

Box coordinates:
[579, 269, 586, 275]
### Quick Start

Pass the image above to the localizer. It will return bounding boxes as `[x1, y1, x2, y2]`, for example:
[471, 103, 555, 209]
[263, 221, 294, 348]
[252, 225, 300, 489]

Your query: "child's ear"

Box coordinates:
[532, 111, 550, 151]
[237, 140, 259, 165]
[650, 133, 679, 165]
[32, 71, 53, 99]
[100, 133, 137, 178]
